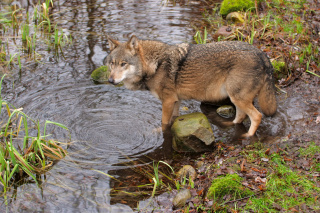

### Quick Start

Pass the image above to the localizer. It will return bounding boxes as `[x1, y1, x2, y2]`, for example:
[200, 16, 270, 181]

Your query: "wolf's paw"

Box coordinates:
[152, 127, 162, 134]
[241, 132, 253, 138]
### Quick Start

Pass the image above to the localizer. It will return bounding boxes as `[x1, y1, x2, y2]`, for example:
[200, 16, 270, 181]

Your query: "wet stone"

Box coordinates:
[176, 165, 197, 181]
[172, 189, 192, 208]
[216, 105, 235, 118]
[171, 112, 215, 152]
[226, 12, 244, 23]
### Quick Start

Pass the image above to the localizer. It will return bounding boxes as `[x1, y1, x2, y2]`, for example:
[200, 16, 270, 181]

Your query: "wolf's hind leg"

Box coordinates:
[233, 106, 247, 124]
[231, 99, 262, 137]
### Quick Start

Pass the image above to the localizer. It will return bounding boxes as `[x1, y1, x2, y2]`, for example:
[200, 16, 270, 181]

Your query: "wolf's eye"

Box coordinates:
[121, 62, 127, 67]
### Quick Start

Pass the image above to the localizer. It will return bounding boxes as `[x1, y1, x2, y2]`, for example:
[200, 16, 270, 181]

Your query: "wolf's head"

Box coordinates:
[105, 35, 143, 86]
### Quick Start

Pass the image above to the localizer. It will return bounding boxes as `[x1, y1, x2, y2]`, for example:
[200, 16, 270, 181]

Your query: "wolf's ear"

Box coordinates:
[127, 35, 139, 53]
[107, 36, 120, 51]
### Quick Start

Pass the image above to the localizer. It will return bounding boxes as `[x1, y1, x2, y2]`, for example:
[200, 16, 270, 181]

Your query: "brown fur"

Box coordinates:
[106, 35, 277, 137]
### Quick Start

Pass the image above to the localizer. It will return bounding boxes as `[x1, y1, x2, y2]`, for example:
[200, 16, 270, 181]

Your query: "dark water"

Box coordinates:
[1, 0, 319, 212]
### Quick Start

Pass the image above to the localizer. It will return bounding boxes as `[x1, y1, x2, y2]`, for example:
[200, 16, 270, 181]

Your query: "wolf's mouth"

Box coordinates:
[108, 78, 120, 85]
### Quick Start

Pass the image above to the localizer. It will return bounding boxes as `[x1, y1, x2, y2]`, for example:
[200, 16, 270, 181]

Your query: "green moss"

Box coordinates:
[272, 60, 287, 79]
[90, 66, 109, 82]
[220, 0, 255, 16]
[207, 174, 254, 201]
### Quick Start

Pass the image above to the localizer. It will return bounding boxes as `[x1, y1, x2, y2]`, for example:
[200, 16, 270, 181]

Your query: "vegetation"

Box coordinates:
[220, 0, 255, 16]
[0, 0, 72, 204]
[0, 0, 72, 74]
[207, 174, 254, 202]
[0, 75, 70, 204]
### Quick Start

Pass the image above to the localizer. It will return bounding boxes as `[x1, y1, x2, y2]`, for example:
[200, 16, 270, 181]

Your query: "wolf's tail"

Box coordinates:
[258, 71, 277, 117]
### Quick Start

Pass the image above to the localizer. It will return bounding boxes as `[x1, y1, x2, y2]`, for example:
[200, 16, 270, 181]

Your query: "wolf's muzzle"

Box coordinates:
[108, 78, 119, 85]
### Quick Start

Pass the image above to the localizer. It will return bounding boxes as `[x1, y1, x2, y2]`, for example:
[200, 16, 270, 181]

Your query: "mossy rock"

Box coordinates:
[220, 0, 255, 17]
[272, 60, 286, 73]
[91, 66, 110, 83]
[171, 112, 215, 152]
[272, 60, 287, 80]
[207, 174, 254, 201]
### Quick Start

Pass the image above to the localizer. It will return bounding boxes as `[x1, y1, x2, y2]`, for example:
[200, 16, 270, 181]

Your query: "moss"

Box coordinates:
[272, 60, 287, 80]
[272, 60, 286, 73]
[207, 174, 253, 201]
[220, 0, 255, 16]
[90, 66, 109, 82]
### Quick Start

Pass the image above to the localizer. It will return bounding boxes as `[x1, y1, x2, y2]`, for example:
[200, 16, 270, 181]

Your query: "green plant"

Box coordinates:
[207, 174, 254, 202]
[246, 153, 320, 212]
[220, 0, 255, 16]
[0, 75, 70, 204]
[194, 28, 207, 44]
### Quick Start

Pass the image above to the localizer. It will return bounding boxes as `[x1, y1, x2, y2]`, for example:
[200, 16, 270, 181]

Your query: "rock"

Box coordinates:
[220, 0, 255, 17]
[176, 165, 197, 181]
[195, 161, 204, 169]
[216, 105, 235, 118]
[226, 12, 245, 24]
[171, 112, 215, 152]
[90, 66, 110, 83]
[212, 26, 233, 40]
[172, 189, 191, 208]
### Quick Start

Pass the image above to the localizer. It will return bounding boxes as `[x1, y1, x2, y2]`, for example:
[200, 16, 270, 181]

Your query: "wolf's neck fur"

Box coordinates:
[138, 40, 169, 76]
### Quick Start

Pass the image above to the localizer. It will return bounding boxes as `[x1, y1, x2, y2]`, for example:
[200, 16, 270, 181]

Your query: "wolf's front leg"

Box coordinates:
[161, 99, 177, 131]
[172, 100, 181, 117]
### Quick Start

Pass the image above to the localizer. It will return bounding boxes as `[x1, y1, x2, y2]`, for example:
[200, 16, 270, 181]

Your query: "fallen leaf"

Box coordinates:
[283, 156, 293, 161]
[197, 188, 204, 196]
[255, 176, 267, 183]
[251, 167, 261, 173]
[258, 184, 266, 191]
[265, 148, 270, 155]
[241, 159, 246, 172]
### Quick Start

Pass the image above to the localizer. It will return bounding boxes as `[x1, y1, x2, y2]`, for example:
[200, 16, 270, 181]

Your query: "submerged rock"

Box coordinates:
[216, 105, 235, 118]
[172, 189, 191, 208]
[171, 112, 215, 152]
[176, 165, 197, 181]
[90, 66, 110, 83]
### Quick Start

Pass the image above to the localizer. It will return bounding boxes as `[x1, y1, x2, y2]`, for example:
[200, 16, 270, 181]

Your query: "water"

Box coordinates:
[1, 0, 319, 212]
[1, 0, 207, 212]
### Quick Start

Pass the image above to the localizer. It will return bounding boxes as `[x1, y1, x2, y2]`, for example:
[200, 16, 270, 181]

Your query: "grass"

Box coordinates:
[0, 75, 70, 204]
[0, 1, 72, 71]
[238, 143, 320, 212]
[246, 153, 320, 212]
[201, 142, 320, 212]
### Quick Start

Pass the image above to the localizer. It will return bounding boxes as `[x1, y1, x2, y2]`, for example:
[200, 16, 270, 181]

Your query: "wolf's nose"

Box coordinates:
[108, 78, 114, 84]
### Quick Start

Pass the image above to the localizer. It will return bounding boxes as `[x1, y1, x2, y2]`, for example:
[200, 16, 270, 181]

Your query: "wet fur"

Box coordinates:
[106, 36, 277, 137]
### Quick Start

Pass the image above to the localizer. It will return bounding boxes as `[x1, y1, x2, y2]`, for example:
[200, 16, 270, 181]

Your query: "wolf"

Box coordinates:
[105, 35, 277, 137]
